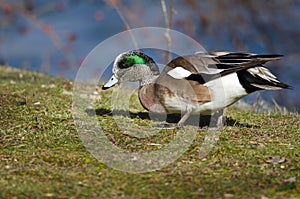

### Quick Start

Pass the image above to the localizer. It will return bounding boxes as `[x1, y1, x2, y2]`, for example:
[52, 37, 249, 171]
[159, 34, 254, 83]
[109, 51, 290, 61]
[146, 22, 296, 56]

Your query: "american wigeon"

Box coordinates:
[102, 51, 290, 128]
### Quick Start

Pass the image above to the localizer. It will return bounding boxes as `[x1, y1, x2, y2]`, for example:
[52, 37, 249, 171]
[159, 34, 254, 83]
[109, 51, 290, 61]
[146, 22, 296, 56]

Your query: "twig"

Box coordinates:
[110, 1, 139, 50]
[161, 0, 174, 63]
[18, 4, 77, 69]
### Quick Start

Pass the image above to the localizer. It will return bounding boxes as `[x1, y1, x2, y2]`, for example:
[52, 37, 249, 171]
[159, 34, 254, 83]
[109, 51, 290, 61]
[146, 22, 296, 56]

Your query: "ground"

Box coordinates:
[0, 66, 299, 198]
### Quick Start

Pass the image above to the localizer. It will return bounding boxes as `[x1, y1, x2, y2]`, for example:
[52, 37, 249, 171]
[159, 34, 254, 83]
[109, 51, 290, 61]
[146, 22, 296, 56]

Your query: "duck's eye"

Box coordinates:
[118, 58, 135, 69]
[119, 61, 132, 69]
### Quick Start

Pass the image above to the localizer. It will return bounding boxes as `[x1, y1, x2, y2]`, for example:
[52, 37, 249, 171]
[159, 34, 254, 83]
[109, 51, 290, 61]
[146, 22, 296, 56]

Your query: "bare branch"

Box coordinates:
[18, 6, 77, 69]
[105, 0, 138, 50]
[161, 0, 174, 63]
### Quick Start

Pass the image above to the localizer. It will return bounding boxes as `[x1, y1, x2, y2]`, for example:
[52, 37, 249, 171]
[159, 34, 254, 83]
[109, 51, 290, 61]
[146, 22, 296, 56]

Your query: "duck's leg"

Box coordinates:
[176, 108, 193, 128]
[154, 109, 192, 129]
[154, 123, 177, 129]
[210, 109, 226, 128]
[216, 109, 226, 127]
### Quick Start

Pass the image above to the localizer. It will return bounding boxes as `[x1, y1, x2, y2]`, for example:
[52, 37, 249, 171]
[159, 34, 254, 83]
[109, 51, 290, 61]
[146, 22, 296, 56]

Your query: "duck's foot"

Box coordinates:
[154, 123, 180, 130]
[208, 109, 226, 128]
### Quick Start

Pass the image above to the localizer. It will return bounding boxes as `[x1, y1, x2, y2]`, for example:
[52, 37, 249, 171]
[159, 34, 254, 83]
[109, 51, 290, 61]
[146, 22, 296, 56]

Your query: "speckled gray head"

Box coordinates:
[102, 51, 160, 90]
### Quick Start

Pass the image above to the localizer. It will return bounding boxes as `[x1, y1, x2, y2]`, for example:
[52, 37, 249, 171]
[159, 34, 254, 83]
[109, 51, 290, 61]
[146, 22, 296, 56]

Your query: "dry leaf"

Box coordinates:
[284, 176, 296, 183]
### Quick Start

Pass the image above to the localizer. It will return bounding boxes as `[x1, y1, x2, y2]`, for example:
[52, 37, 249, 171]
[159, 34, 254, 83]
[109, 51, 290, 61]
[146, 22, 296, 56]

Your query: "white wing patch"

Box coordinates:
[167, 67, 192, 79]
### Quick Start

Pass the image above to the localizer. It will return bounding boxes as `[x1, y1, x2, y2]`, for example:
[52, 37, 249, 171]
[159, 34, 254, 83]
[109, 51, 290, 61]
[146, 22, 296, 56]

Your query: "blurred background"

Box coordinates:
[0, 0, 299, 111]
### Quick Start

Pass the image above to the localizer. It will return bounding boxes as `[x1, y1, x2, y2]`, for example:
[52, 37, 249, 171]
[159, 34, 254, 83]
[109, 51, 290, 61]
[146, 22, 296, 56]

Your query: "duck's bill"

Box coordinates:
[102, 74, 119, 90]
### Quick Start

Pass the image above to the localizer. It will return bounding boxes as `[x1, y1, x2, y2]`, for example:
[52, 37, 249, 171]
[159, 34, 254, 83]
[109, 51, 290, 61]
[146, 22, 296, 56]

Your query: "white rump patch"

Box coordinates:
[167, 67, 192, 79]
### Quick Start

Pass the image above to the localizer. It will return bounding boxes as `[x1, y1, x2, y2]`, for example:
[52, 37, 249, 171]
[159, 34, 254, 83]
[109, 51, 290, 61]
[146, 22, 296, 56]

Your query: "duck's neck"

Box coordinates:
[137, 64, 160, 87]
[140, 74, 159, 87]
[137, 65, 165, 113]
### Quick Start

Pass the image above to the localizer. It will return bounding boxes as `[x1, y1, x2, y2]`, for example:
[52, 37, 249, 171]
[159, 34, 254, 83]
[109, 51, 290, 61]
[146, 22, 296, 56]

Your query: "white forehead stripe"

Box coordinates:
[167, 67, 192, 79]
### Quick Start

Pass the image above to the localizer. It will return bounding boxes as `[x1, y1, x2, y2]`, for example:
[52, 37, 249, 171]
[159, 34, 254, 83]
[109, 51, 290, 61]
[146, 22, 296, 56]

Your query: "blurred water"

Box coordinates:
[0, 0, 299, 111]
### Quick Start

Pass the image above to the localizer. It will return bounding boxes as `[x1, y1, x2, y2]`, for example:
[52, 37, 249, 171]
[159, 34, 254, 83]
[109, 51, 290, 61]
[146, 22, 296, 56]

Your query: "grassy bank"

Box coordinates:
[0, 66, 299, 198]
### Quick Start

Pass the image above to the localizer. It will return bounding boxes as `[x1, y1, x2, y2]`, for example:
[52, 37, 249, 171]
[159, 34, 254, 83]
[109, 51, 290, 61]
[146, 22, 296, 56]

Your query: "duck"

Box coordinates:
[102, 51, 291, 128]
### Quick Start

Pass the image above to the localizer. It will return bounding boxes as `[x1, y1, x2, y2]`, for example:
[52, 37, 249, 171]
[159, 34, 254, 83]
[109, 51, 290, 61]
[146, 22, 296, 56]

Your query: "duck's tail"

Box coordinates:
[236, 66, 292, 93]
[197, 52, 292, 92]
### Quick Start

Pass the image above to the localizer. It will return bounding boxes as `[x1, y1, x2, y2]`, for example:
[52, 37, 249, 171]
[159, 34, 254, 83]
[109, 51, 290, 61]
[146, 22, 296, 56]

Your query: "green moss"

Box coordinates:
[0, 66, 299, 198]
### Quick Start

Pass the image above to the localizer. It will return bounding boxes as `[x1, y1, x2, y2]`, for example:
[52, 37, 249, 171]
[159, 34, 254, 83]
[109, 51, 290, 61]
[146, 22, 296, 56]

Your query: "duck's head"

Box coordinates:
[102, 51, 159, 90]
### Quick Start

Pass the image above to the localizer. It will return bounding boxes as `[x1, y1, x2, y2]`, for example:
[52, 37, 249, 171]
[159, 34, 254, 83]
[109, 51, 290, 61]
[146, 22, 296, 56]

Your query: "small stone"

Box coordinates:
[44, 193, 54, 197]
[10, 80, 16, 84]
[224, 193, 234, 198]
[132, 156, 138, 161]
[146, 143, 161, 146]
[34, 101, 41, 105]
[198, 187, 204, 192]
[62, 90, 72, 95]
[86, 105, 93, 109]
[266, 156, 286, 164]
[49, 84, 56, 88]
